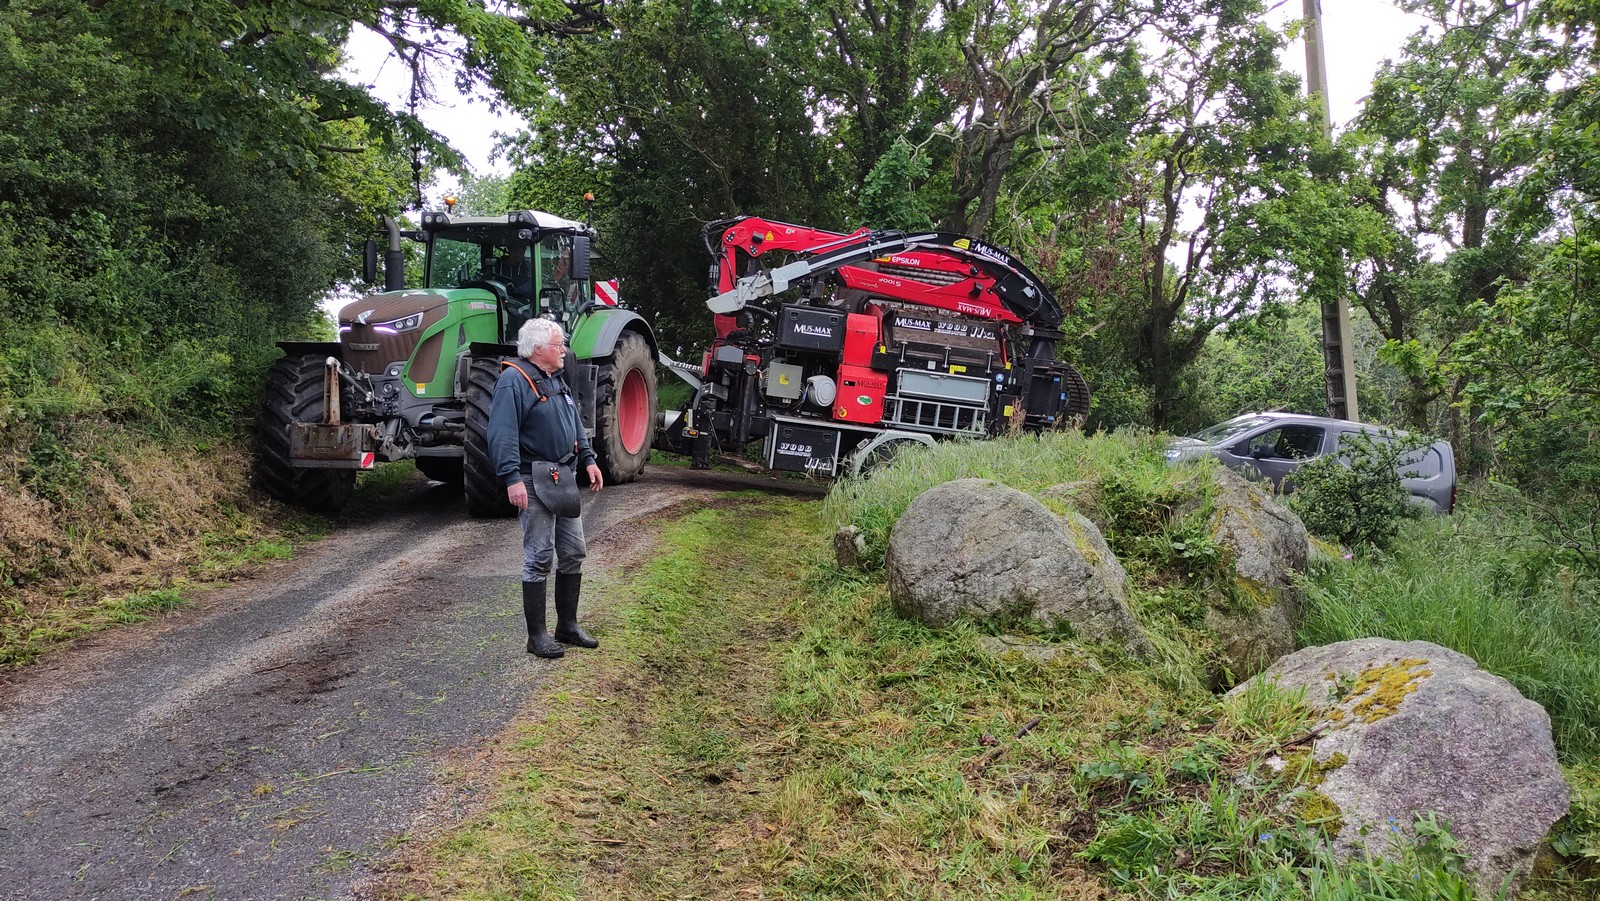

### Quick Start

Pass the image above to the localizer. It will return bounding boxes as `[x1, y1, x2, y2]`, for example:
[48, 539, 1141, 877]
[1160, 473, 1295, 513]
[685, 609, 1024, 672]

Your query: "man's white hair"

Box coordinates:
[517, 317, 567, 359]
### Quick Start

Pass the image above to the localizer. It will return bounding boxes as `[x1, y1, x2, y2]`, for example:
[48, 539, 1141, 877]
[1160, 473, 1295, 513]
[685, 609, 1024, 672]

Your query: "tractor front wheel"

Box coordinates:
[256, 354, 357, 512]
[463, 356, 515, 518]
[593, 331, 658, 485]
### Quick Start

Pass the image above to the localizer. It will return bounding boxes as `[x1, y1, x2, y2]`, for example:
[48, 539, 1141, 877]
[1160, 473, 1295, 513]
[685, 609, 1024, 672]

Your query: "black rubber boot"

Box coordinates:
[522, 580, 564, 658]
[553, 572, 599, 648]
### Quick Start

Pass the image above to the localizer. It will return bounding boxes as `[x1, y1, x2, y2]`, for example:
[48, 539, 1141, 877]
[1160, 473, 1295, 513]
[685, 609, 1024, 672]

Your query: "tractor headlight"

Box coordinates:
[375, 312, 424, 334]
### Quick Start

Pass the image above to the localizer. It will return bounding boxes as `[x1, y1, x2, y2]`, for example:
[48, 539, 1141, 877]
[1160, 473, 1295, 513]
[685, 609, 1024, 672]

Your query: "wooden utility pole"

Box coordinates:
[1303, 0, 1360, 421]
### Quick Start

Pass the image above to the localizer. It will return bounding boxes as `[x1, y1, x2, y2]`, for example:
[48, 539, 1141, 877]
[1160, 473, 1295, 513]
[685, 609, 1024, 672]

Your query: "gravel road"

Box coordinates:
[0, 466, 821, 901]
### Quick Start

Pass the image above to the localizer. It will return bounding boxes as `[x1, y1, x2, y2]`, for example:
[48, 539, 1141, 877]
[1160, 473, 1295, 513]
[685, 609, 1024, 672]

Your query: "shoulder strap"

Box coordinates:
[500, 360, 547, 402]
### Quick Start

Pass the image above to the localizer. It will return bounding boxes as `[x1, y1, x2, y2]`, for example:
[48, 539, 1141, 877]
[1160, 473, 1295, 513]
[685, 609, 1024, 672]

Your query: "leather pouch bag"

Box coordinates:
[527, 461, 581, 517]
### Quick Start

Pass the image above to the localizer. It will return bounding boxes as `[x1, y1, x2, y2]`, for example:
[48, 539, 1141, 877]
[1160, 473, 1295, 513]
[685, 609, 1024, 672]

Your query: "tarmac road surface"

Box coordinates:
[0, 466, 821, 900]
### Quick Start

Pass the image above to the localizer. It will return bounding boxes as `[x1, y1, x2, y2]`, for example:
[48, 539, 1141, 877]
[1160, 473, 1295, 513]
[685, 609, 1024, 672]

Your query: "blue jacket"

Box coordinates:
[488, 360, 596, 487]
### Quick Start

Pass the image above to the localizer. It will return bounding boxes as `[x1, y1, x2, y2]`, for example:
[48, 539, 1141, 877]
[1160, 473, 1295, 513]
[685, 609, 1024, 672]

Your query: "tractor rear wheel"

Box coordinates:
[593, 331, 658, 485]
[463, 356, 515, 518]
[256, 354, 357, 512]
[415, 456, 465, 486]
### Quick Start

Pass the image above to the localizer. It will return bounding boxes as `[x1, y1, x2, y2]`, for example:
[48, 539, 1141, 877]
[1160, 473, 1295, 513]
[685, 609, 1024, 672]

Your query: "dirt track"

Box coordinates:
[0, 467, 822, 901]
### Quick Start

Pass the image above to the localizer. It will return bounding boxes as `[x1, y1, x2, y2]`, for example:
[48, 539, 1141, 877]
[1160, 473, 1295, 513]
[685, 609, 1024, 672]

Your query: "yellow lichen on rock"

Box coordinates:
[1344, 658, 1432, 723]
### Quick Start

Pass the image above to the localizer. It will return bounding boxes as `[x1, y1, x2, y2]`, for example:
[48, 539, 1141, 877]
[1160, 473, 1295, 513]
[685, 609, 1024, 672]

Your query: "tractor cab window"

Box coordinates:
[429, 235, 481, 289]
[481, 244, 533, 299]
[537, 234, 588, 316]
[427, 234, 533, 301]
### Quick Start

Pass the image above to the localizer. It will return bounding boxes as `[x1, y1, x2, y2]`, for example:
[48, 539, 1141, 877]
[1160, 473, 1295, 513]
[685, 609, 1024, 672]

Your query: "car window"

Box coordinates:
[1193, 415, 1273, 444]
[1240, 425, 1325, 459]
[1398, 446, 1440, 478]
[1335, 429, 1441, 479]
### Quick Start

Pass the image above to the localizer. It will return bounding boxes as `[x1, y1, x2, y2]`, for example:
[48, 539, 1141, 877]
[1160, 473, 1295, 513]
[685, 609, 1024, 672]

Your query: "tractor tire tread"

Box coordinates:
[463, 357, 516, 518]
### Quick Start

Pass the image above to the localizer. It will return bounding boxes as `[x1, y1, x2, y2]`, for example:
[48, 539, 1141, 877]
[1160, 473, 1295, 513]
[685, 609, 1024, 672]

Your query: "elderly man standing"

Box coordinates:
[487, 318, 604, 659]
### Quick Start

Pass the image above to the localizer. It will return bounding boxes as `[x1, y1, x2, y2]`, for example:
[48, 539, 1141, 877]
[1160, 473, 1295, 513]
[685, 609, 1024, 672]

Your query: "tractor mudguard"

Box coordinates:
[277, 341, 342, 358]
[568, 308, 655, 361]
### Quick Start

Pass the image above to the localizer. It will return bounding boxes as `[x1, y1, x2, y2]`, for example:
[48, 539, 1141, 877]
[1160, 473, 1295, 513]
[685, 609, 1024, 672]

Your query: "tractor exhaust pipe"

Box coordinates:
[382, 215, 405, 292]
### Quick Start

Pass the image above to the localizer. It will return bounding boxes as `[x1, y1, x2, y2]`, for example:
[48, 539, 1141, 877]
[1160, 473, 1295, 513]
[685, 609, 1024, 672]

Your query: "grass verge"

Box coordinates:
[374, 494, 813, 898]
[373, 483, 1596, 898]
[0, 416, 421, 670]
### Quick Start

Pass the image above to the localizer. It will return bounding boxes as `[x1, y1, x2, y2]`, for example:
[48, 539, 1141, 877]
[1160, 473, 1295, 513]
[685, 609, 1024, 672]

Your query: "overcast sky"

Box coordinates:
[339, 0, 1428, 186]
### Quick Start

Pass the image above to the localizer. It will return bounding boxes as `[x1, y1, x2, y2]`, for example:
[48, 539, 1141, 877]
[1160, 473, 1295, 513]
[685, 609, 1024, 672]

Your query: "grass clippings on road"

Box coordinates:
[372, 494, 813, 899]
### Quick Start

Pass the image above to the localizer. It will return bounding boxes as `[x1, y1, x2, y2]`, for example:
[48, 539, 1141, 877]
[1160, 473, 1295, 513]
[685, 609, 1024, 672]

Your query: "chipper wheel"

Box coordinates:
[463, 356, 516, 518]
[1061, 363, 1092, 419]
[593, 331, 658, 485]
[256, 354, 356, 512]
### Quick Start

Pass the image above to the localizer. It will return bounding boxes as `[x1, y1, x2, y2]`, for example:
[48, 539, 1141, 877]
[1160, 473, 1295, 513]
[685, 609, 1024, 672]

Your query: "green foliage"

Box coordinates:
[0, 0, 588, 443]
[1345, 0, 1589, 451]
[447, 174, 513, 216]
[505, 141, 605, 223]
[858, 138, 933, 231]
[990, 0, 1340, 429]
[1290, 431, 1420, 550]
[0, 0, 412, 440]
[1548, 762, 1600, 882]
[1169, 303, 1332, 435]
[1100, 469, 1231, 596]
[1453, 236, 1600, 568]
[510, 0, 855, 348]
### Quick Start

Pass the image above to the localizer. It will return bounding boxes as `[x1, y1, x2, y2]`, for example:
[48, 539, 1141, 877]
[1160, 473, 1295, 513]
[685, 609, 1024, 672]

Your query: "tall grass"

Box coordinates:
[1300, 490, 1600, 759]
[821, 427, 1177, 568]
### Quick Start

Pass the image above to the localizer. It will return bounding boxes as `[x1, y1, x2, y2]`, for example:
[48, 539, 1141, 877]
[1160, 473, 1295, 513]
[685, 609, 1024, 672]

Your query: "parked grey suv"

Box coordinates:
[1166, 412, 1456, 514]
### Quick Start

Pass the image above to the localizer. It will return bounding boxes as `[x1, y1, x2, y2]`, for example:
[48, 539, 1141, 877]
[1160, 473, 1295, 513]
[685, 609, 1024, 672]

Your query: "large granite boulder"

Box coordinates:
[1204, 602, 1297, 686]
[1232, 637, 1570, 894]
[1200, 468, 1311, 681]
[1207, 467, 1310, 600]
[886, 478, 1152, 657]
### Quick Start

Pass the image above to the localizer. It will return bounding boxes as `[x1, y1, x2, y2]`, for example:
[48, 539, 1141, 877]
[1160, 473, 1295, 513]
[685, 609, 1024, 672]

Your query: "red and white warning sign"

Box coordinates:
[595, 278, 620, 306]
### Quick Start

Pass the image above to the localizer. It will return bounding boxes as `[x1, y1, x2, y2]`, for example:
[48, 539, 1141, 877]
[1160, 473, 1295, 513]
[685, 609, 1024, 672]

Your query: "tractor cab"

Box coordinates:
[417, 210, 594, 343]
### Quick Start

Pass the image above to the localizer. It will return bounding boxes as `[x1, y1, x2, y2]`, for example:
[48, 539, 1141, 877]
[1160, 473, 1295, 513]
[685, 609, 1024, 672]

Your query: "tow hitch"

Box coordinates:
[289, 357, 378, 469]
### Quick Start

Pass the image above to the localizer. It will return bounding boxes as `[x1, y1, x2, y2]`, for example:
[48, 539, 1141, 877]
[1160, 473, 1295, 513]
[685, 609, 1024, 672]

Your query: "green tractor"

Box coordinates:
[257, 206, 659, 516]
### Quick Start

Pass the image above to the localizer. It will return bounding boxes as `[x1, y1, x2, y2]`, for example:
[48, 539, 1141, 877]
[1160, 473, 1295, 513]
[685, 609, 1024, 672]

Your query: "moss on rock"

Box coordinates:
[1291, 789, 1345, 838]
